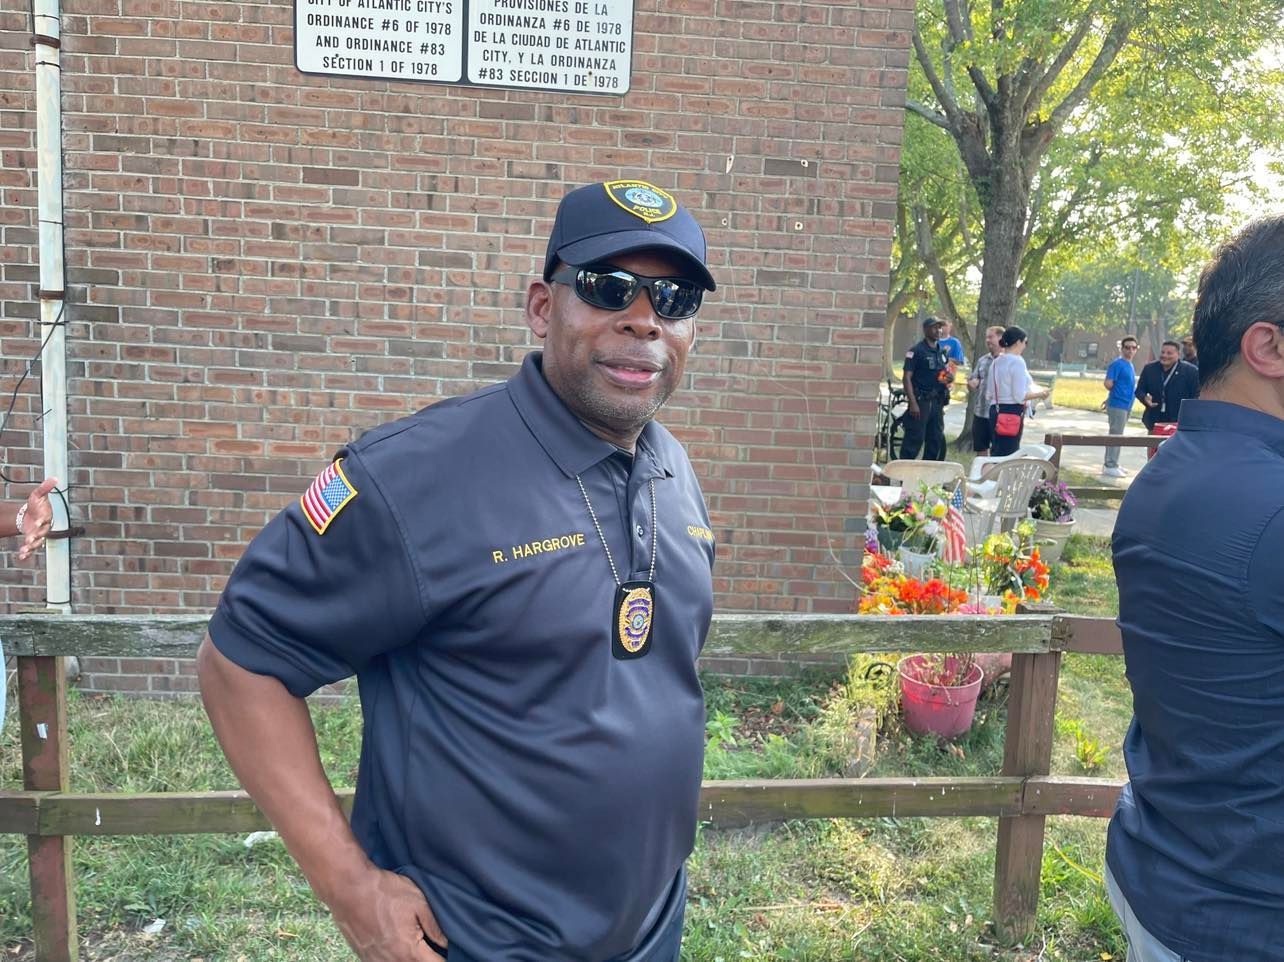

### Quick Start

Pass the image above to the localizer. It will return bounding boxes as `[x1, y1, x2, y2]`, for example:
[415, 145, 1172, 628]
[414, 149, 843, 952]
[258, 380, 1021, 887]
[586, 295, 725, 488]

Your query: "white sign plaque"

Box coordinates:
[466, 0, 632, 93]
[296, 0, 465, 83]
[294, 0, 633, 94]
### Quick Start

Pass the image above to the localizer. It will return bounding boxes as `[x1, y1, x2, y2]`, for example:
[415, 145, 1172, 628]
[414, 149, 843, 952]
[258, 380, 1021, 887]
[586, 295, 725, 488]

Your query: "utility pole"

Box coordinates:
[34, 0, 70, 613]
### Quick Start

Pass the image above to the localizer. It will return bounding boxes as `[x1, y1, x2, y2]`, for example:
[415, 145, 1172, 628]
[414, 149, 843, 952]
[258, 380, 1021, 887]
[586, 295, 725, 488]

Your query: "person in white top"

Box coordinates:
[987, 326, 1049, 456]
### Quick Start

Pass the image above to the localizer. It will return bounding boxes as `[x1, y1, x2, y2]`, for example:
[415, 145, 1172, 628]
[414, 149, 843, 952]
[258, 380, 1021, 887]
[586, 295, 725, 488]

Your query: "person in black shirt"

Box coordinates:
[1136, 340, 1199, 430]
[899, 317, 955, 461]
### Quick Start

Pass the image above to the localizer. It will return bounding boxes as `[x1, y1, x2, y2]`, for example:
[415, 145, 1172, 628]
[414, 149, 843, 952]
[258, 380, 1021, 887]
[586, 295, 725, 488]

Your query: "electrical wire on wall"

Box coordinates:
[0, 304, 74, 606]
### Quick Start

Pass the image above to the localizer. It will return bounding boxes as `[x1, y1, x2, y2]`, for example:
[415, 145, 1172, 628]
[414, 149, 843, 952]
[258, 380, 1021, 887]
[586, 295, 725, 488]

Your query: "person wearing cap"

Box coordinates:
[1108, 216, 1284, 962]
[899, 316, 955, 461]
[196, 179, 717, 962]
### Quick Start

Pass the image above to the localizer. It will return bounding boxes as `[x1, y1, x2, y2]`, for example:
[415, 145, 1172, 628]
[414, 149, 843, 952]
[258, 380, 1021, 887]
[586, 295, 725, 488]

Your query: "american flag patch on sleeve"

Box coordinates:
[300, 459, 357, 535]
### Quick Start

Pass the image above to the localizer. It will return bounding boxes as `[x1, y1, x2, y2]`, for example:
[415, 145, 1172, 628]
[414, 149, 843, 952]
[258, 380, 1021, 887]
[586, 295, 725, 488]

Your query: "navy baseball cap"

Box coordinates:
[543, 180, 716, 291]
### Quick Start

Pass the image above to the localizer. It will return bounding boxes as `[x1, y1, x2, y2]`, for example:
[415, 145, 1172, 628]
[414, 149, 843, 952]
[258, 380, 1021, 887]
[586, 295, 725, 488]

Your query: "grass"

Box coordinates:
[1, 537, 1131, 961]
[1049, 374, 1143, 417]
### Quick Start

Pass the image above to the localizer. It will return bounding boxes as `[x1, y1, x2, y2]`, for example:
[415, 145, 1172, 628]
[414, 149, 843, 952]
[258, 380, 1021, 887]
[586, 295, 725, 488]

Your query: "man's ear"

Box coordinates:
[1239, 322, 1284, 379]
[525, 280, 554, 339]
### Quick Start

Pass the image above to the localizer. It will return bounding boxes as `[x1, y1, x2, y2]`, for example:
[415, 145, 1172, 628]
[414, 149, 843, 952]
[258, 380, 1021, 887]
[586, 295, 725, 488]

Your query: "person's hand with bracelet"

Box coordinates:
[10, 477, 58, 562]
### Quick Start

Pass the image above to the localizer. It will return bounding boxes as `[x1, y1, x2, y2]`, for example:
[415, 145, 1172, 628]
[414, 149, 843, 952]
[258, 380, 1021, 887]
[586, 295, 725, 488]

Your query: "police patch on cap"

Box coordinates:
[603, 180, 677, 224]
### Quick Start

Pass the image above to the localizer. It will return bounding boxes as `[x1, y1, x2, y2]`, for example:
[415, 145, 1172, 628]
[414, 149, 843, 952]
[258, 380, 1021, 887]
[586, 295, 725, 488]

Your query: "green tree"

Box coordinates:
[903, 0, 1284, 364]
[884, 121, 982, 373]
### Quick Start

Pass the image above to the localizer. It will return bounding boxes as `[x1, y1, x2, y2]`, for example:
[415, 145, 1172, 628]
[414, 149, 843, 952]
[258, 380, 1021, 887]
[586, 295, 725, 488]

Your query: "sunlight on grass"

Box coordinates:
[1050, 374, 1143, 416]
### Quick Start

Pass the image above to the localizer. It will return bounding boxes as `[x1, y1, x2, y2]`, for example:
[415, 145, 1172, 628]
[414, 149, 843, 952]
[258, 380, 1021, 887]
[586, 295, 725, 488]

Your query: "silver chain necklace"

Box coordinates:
[575, 474, 657, 659]
[575, 476, 657, 584]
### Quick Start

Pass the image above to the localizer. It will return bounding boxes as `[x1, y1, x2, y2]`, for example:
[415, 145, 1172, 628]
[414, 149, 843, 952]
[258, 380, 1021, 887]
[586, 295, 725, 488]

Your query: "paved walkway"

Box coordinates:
[943, 402, 1143, 537]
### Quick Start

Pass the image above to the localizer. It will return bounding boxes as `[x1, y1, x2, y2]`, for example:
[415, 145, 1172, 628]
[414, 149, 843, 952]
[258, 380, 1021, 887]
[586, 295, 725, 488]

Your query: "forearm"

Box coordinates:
[197, 636, 371, 905]
[902, 377, 917, 407]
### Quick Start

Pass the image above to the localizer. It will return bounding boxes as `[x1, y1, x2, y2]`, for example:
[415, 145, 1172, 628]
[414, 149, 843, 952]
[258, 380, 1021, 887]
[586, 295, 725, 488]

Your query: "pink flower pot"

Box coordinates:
[898, 655, 984, 739]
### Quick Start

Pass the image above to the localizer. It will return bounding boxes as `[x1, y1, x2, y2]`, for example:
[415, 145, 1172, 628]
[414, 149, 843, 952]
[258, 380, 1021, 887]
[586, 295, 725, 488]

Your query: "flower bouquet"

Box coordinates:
[871, 484, 953, 575]
[976, 520, 1050, 612]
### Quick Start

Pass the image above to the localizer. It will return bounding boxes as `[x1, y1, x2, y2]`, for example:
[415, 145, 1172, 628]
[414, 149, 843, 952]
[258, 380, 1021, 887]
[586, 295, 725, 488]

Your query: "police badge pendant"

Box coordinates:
[613, 580, 655, 659]
[576, 475, 659, 661]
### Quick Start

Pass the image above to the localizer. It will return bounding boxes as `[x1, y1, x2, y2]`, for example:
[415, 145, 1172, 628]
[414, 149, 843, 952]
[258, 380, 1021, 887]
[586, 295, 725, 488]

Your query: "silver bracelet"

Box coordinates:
[15, 502, 27, 535]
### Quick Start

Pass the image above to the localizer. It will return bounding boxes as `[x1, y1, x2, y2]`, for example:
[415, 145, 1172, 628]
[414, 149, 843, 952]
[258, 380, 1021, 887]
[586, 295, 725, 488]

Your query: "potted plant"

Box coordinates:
[857, 554, 985, 738]
[896, 652, 984, 739]
[1028, 480, 1077, 564]
[871, 496, 914, 554]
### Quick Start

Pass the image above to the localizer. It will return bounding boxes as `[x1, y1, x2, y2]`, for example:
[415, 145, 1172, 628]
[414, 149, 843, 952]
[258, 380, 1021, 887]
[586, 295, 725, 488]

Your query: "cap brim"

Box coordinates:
[555, 230, 716, 291]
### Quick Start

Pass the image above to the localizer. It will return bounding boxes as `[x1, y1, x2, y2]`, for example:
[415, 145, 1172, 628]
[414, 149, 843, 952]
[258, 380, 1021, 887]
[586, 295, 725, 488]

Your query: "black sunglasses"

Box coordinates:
[551, 264, 703, 320]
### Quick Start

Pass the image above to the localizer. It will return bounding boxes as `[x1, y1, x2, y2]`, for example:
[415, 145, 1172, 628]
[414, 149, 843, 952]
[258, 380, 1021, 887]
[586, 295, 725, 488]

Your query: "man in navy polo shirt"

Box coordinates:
[1109, 215, 1284, 962]
[196, 180, 718, 962]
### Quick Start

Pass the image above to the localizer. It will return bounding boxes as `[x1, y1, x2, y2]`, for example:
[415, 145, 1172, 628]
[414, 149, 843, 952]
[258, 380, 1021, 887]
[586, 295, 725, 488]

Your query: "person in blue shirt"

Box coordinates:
[196, 180, 717, 962]
[1101, 336, 1138, 477]
[937, 318, 966, 365]
[1109, 215, 1284, 962]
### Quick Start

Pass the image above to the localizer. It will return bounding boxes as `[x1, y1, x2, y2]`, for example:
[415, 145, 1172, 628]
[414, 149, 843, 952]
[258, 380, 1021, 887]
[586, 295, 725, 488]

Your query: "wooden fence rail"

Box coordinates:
[1044, 431, 1164, 502]
[0, 611, 1126, 961]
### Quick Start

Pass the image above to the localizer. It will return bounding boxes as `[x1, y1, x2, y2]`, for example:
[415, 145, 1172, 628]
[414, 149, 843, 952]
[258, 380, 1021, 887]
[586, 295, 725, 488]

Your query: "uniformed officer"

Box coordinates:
[899, 316, 955, 461]
[196, 180, 718, 962]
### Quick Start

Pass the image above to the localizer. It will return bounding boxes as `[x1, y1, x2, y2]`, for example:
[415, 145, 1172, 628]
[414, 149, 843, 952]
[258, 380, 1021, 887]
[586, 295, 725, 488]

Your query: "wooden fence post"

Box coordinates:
[1044, 433, 1063, 471]
[18, 654, 78, 961]
[993, 604, 1062, 945]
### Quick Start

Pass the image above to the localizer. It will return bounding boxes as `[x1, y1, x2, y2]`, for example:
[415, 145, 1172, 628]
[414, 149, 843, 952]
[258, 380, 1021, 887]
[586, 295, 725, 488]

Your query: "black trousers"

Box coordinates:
[900, 395, 946, 461]
[989, 403, 1026, 457]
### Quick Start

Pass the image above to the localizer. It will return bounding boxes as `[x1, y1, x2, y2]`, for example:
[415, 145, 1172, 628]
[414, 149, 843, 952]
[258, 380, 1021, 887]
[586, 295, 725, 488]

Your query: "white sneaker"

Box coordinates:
[1102, 466, 1126, 478]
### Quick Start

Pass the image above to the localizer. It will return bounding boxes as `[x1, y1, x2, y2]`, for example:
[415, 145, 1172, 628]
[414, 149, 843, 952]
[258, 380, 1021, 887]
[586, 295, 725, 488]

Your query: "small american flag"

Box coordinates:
[300, 459, 357, 535]
[941, 484, 968, 562]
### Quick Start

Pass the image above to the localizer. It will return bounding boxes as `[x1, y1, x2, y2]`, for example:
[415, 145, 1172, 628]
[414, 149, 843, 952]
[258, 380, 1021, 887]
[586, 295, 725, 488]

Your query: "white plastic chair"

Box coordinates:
[968, 444, 1056, 483]
[964, 457, 1056, 540]
[882, 459, 966, 493]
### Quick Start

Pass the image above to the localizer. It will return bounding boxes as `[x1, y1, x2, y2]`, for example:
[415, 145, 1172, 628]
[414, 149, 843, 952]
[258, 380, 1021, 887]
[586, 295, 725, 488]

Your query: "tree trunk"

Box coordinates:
[973, 168, 1031, 345]
[960, 127, 1031, 451]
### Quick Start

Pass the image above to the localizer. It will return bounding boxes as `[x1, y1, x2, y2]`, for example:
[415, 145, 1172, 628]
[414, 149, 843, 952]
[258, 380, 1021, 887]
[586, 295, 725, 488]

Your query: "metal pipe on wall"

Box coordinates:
[33, 0, 70, 614]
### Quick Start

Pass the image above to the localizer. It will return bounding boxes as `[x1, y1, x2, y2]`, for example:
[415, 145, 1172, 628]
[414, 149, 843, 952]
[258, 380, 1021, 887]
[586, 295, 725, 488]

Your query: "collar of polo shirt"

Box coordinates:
[508, 352, 676, 481]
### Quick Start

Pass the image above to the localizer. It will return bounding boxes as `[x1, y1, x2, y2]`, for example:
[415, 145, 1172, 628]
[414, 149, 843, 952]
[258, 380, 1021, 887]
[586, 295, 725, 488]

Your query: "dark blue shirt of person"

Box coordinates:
[197, 179, 720, 962]
[209, 353, 715, 961]
[1109, 398, 1284, 962]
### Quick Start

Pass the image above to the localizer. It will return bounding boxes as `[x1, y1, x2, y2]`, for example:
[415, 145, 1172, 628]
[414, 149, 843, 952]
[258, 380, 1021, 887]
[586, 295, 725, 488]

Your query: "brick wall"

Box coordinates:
[0, 0, 911, 695]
